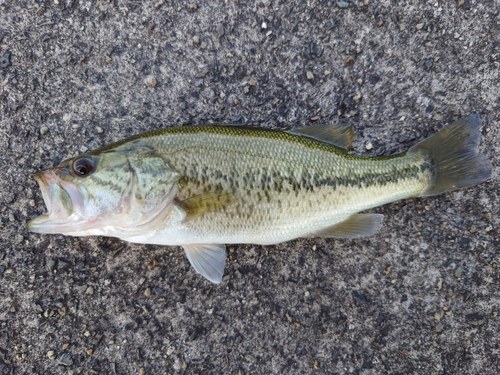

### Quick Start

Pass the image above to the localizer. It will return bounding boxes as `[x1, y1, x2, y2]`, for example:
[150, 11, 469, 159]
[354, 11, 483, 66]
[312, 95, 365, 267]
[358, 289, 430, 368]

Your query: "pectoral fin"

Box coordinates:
[311, 213, 384, 239]
[178, 192, 237, 221]
[288, 123, 354, 150]
[183, 243, 226, 283]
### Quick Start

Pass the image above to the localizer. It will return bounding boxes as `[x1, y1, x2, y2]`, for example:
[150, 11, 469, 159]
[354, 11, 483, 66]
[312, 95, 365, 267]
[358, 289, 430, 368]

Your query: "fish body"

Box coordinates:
[28, 115, 492, 283]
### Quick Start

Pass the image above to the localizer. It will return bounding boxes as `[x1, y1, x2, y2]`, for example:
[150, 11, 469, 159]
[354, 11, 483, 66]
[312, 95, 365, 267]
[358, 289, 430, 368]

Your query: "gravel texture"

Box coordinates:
[1, 1, 499, 374]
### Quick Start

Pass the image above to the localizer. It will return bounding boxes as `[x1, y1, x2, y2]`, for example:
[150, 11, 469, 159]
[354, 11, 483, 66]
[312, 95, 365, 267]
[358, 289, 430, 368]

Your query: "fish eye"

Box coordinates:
[71, 157, 95, 177]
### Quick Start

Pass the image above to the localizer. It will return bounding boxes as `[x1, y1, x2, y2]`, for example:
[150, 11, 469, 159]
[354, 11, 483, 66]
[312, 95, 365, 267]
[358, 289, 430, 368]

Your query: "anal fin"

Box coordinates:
[183, 243, 226, 283]
[311, 213, 384, 239]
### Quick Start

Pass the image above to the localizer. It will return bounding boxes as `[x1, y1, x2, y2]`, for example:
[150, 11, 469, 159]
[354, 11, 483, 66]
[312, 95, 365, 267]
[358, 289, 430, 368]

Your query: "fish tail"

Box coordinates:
[409, 114, 492, 196]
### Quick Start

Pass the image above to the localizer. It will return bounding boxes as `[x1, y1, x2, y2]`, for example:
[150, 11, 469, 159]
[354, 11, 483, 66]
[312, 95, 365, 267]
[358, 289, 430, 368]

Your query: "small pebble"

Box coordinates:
[324, 70, 331, 76]
[148, 259, 159, 270]
[86, 348, 93, 356]
[433, 114, 442, 121]
[217, 24, 225, 38]
[76, 285, 87, 293]
[466, 312, 486, 326]
[416, 23, 424, 30]
[306, 71, 314, 80]
[92, 334, 103, 346]
[195, 69, 209, 78]
[337, 1, 349, 8]
[344, 56, 354, 66]
[192, 35, 200, 44]
[0, 52, 11, 68]
[166, 346, 175, 355]
[40, 126, 48, 135]
[46, 258, 56, 272]
[365, 142, 373, 150]
[86, 286, 94, 295]
[47, 350, 55, 359]
[261, 22, 267, 29]
[95, 126, 103, 134]
[435, 323, 444, 333]
[248, 78, 256, 86]
[57, 353, 73, 366]
[454, 266, 463, 278]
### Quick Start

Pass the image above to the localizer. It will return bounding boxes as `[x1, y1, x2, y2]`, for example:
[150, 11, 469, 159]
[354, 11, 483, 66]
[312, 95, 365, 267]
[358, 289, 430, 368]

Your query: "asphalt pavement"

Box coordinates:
[0, 1, 499, 374]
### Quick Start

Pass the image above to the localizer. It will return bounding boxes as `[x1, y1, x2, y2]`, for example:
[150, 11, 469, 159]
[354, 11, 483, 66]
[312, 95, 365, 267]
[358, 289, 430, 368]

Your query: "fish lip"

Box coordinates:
[33, 170, 53, 213]
[27, 212, 51, 233]
[27, 169, 77, 234]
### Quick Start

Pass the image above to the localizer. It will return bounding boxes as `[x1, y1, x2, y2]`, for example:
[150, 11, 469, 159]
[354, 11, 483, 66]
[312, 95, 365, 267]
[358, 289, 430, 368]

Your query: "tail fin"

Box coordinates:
[408, 114, 492, 196]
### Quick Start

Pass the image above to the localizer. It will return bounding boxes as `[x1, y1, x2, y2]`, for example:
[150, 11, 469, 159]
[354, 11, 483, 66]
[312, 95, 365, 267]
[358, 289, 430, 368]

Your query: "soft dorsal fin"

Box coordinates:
[177, 192, 237, 221]
[287, 122, 354, 150]
[310, 213, 384, 239]
[183, 243, 226, 283]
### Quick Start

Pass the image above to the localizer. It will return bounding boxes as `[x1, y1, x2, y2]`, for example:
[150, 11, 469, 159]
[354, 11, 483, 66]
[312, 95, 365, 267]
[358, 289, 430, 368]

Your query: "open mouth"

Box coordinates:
[27, 170, 75, 233]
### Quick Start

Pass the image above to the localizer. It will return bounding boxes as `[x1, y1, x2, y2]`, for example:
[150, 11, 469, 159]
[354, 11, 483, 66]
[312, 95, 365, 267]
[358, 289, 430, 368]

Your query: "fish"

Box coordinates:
[28, 115, 492, 283]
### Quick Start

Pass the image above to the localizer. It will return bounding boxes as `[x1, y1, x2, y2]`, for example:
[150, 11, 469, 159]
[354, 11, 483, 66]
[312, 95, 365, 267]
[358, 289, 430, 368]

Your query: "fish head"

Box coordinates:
[28, 147, 179, 237]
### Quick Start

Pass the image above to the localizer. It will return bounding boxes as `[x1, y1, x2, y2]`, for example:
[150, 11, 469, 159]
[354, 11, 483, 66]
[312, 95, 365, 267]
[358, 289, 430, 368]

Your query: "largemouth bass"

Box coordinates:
[28, 115, 491, 283]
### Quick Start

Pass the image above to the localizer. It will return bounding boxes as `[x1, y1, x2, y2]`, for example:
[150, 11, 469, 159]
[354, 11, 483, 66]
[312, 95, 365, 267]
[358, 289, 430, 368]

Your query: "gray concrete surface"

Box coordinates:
[1, 1, 499, 374]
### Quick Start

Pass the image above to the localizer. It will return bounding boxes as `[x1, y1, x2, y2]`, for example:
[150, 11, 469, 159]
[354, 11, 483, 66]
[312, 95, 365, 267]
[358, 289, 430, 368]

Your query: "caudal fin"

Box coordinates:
[408, 114, 492, 196]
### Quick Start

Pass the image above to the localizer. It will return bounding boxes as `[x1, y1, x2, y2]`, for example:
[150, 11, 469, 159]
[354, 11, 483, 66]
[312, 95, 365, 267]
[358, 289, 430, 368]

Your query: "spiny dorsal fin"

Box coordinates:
[310, 213, 384, 239]
[288, 122, 354, 150]
[183, 243, 226, 283]
[178, 192, 237, 221]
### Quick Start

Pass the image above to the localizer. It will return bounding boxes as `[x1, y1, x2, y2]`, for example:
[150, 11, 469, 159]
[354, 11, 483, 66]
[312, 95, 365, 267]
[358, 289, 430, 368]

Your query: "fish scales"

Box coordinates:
[27, 115, 492, 283]
[118, 126, 430, 245]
